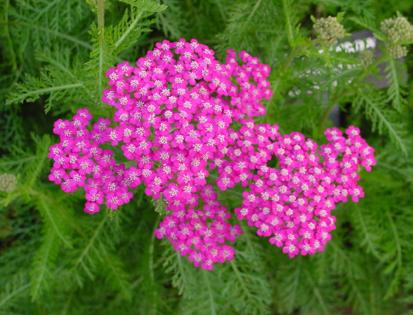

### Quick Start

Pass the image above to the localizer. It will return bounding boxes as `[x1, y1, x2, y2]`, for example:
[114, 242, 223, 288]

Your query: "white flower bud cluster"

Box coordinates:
[381, 16, 413, 58]
[0, 173, 17, 193]
[313, 16, 346, 46]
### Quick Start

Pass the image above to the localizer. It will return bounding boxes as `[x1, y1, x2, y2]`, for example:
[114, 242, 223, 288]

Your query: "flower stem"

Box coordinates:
[97, 0, 105, 104]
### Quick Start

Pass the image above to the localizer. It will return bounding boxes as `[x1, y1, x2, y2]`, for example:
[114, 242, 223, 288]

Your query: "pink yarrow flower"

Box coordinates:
[48, 39, 376, 269]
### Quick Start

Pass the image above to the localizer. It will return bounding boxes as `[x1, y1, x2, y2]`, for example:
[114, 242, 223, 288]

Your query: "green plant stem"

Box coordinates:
[282, 0, 294, 48]
[97, 0, 105, 103]
[245, 0, 262, 26]
[202, 270, 217, 315]
[3, 0, 17, 72]
[318, 99, 337, 133]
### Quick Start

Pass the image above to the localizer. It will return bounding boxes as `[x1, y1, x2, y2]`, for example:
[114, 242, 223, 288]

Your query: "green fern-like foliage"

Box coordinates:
[353, 91, 410, 155]
[1, 0, 413, 314]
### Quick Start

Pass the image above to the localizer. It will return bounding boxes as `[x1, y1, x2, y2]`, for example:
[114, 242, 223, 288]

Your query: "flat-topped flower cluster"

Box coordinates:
[48, 39, 376, 269]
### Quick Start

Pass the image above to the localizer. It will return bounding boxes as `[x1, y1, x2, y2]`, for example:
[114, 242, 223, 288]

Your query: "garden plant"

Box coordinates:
[1, 0, 413, 314]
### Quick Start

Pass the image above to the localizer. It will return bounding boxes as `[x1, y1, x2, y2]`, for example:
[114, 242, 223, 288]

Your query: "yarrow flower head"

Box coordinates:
[232, 126, 375, 256]
[381, 16, 413, 45]
[381, 16, 413, 58]
[154, 185, 242, 270]
[48, 109, 140, 214]
[0, 173, 17, 193]
[48, 38, 376, 269]
[101, 39, 271, 208]
[313, 16, 346, 46]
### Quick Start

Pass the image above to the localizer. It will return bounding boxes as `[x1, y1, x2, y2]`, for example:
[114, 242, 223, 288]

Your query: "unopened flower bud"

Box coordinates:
[313, 16, 346, 46]
[381, 16, 413, 44]
[360, 50, 374, 67]
[388, 45, 408, 59]
[0, 174, 17, 193]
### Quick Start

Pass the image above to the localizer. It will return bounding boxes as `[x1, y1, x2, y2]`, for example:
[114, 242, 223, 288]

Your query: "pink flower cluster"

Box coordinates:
[48, 39, 376, 269]
[232, 125, 375, 257]
[155, 186, 242, 269]
[48, 109, 141, 213]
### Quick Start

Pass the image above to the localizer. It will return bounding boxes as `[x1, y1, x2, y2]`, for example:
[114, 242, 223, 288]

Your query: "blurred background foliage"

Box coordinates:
[1, 0, 413, 314]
